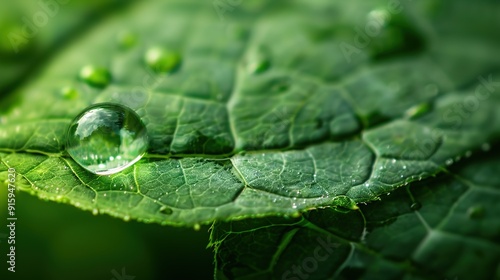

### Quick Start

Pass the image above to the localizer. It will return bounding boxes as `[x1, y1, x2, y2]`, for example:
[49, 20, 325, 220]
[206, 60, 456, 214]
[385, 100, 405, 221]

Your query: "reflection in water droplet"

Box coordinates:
[66, 103, 149, 175]
[467, 206, 485, 219]
[410, 202, 421, 210]
[79, 65, 111, 88]
[145, 47, 181, 73]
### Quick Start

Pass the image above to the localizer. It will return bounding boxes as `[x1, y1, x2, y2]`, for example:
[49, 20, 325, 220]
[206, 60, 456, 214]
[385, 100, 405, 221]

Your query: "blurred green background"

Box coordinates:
[0, 184, 213, 280]
[1, 0, 213, 279]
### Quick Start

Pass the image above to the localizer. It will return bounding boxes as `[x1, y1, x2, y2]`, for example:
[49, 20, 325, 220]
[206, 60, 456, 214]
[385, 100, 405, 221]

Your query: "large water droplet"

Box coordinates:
[66, 103, 149, 175]
[144, 47, 181, 73]
[79, 65, 111, 88]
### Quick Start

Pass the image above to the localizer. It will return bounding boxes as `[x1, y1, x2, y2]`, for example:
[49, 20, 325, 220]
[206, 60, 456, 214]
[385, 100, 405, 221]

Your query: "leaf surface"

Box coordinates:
[1, 0, 500, 226]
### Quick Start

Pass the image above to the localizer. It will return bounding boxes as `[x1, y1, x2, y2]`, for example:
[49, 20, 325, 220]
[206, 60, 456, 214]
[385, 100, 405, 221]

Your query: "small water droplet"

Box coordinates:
[92, 208, 99, 215]
[144, 47, 181, 73]
[61, 86, 78, 99]
[403, 165, 407, 169]
[123, 215, 130, 222]
[103, 193, 107, 197]
[391, 159, 396, 164]
[193, 223, 201, 231]
[66, 103, 149, 175]
[159, 206, 173, 215]
[245, 47, 270, 74]
[467, 206, 484, 219]
[79, 65, 111, 88]
[445, 159, 453, 166]
[405, 102, 432, 119]
[410, 202, 422, 210]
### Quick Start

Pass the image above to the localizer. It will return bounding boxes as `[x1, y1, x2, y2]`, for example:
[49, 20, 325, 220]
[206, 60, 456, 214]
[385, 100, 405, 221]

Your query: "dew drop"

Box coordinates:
[66, 103, 149, 175]
[79, 65, 111, 88]
[92, 208, 99, 215]
[410, 202, 422, 210]
[159, 206, 173, 215]
[193, 223, 201, 231]
[123, 215, 130, 222]
[144, 47, 181, 73]
[405, 102, 432, 119]
[60, 86, 78, 99]
[445, 159, 453, 166]
[467, 206, 485, 219]
[245, 46, 271, 74]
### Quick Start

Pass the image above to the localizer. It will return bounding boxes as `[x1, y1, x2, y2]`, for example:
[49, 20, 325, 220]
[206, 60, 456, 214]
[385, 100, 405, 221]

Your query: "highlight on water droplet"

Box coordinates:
[144, 46, 181, 73]
[66, 103, 149, 175]
[79, 65, 111, 88]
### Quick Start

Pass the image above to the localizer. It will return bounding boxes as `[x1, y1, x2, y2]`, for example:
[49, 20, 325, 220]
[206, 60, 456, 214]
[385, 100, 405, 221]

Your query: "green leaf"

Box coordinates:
[210, 147, 500, 279]
[1, 0, 500, 227]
